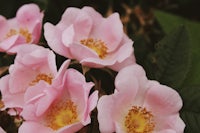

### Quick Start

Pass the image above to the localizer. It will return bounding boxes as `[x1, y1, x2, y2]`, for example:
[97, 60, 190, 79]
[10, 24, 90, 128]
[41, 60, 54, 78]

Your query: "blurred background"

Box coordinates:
[0, 0, 200, 132]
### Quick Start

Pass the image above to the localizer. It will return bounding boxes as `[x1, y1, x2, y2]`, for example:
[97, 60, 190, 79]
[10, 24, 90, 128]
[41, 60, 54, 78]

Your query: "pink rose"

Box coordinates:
[44, 6, 135, 71]
[0, 3, 44, 54]
[0, 44, 70, 110]
[97, 64, 185, 133]
[19, 68, 98, 133]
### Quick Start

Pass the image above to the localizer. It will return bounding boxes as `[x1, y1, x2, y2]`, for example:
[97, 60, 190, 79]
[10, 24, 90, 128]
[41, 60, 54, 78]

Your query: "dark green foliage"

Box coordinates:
[180, 86, 200, 132]
[145, 26, 191, 89]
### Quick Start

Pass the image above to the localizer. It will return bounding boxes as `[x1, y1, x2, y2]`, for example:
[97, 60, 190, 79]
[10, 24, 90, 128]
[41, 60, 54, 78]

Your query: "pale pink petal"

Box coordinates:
[82, 6, 103, 25]
[44, 23, 72, 58]
[155, 129, 176, 133]
[16, 4, 43, 27]
[57, 122, 83, 133]
[21, 104, 38, 120]
[109, 54, 136, 71]
[69, 43, 99, 61]
[115, 122, 126, 133]
[115, 64, 145, 93]
[62, 25, 75, 47]
[53, 60, 70, 88]
[0, 75, 24, 109]
[0, 16, 8, 39]
[22, 84, 57, 118]
[73, 10, 93, 41]
[82, 90, 98, 125]
[97, 95, 115, 133]
[31, 21, 43, 43]
[0, 127, 6, 133]
[65, 69, 94, 115]
[15, 45, 57, 75]
[0, 35, 25, 53]
[155, 114, 185, 133]
[88, 90, 99, 112]
[9, 64, 37, 93]
[58, 7, 81, 29]
[24, 81, 47, 103]
[35, 87, 58, 116]
[144, 81, 183, 115]
[80, 57, 116, 68]
[18, 121, 53, 133]
[91, 13, 123, 52]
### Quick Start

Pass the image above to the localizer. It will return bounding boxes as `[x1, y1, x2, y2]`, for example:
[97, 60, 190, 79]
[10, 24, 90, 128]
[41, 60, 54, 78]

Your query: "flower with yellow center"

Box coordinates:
[124, 106, 155, 133]
[6, 28, 32, 43]
[45, 99, 78, 130]
[97, 64, 185, 133]
[80, 38, 108, 59]
[19, 68, 98, 133]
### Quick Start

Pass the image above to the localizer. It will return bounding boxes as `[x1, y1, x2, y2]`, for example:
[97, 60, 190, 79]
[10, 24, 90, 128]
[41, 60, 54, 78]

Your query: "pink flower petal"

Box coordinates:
[155, 114, 185, 132]
[58, 7, 81, 29]
[144, 81, 183, 115]
[0, 16, 8, 39]
[62, 25, 75, 47]
[97, 95, 115, 133]
[57, 122, 83, 133]
[0, 75, 24, 109]
[16, 4, 43, 28]
[65, 69, 94, 115]
[82, 6, 103, 25]
[109, 54, 135, 71]
[69, 43, 99, 61]
[0, 127, 6, 133]
[91, 13, 123, 52]
[44, 23, 72, 58]
[73, 10, 93, 41]
[0, 35, 24, 53]
[115, 64, 146, 94]
[18, 121, 53, 133]
[82, 90, 98, 125]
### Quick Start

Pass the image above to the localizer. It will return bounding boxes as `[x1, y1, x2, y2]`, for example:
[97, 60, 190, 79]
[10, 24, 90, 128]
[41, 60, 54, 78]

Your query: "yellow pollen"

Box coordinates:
[80, 38, 108, 59]
[29, 73, 53, 86]
[124, 106, 155, 133]
[6, 28, 32, 43]
[45, 99, 78, 130]
[0, 100, 4, 109]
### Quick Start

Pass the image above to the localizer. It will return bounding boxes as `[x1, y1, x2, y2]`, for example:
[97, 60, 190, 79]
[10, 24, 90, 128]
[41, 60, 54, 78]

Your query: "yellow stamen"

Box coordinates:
[6, 28, 32, 43]
[124, 106, 155, 133]
[80, 38, 108, 59]
[0, 100, 4, 109]
[45, 99, 78, 130]
[29, 73, 53, 86]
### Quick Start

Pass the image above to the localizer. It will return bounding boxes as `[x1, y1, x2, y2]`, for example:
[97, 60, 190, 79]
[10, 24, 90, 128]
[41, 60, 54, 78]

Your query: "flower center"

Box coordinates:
[124, 106, 155, 133]
[6, 28, 32, 43]
[0, 100, 4, 109]
[29, 73, 53, 86]
[45, 99, 78, 130]
[80, 38, 108, 59]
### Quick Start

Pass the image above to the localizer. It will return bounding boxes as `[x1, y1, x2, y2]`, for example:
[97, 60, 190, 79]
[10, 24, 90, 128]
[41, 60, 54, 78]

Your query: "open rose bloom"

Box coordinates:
[44, 6, 135, 71]
[97, 64, 185, 133]
[0, 3, 43, 54]
[0, 44, 69, 110]
[19, 68, 98, 133]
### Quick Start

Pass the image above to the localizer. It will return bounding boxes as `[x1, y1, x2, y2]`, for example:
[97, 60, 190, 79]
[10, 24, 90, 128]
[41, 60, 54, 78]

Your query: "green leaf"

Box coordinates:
[155, 10, 200, 87]
[146, 26, 190, 89]
[181, 111, 200, 133]
[180, 86, 200, 132]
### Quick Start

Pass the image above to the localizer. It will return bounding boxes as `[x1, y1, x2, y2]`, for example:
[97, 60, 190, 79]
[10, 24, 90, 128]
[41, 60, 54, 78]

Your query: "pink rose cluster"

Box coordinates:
[0, 3, 185, 133]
